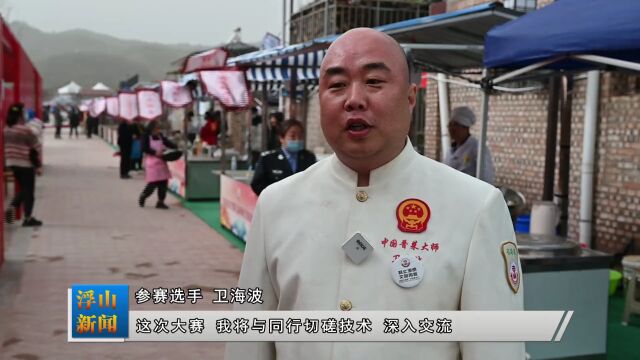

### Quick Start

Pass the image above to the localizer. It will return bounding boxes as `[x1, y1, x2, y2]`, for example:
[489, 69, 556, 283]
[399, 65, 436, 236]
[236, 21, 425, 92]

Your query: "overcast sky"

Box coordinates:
[2, 0, 315, 46]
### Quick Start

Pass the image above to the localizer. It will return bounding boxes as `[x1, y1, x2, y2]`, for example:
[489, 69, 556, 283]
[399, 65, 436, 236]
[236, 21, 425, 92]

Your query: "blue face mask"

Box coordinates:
[286, 140, 303, 153]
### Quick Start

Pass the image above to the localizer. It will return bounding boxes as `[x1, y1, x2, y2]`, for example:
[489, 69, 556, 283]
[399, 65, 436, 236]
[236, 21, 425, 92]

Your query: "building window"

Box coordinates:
[503, 0, 537, 12]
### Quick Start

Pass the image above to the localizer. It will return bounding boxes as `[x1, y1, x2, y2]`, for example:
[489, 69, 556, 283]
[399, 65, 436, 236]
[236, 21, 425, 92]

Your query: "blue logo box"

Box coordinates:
[71, 284, 129, 339]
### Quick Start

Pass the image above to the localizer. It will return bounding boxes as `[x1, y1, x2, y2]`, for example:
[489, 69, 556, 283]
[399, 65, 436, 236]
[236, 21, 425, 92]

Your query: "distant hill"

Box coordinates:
[8, 21, 206, 96]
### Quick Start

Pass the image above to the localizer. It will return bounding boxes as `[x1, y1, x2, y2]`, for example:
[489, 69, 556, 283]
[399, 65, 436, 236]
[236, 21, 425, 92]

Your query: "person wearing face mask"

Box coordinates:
[250, 119, 316, 195]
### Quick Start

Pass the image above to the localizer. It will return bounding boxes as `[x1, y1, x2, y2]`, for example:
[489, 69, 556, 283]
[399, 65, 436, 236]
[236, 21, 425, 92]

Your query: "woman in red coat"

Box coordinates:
[199, 110, 220, 146]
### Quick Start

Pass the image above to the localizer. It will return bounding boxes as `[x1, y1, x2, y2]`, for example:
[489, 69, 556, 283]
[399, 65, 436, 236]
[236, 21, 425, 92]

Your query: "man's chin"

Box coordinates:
[338, 143, 379, 160]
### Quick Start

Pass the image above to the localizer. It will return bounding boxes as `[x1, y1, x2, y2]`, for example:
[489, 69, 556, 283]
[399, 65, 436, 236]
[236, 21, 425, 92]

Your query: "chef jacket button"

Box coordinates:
[339, 299, 352, 311]
[356, 191, 368, 202]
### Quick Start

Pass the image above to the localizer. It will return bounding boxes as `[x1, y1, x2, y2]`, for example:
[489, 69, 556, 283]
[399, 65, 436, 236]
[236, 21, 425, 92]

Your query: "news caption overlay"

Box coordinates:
[69, 284, 573, 342]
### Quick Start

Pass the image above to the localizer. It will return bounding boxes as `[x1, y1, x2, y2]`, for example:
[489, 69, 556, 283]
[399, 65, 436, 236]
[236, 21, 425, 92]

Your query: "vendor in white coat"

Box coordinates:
[226, 28, 524, 360]
[444, 106, 496, 184]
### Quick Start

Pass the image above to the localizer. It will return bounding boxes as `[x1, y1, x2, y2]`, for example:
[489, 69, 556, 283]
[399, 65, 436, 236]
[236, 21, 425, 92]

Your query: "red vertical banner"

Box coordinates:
[181, 48, 228, 73]
[79, 100, 91, 112]
[106, 97, 119, 117]
[160, 81, 192, 108]
[118, 93, 138, 121]
[136, 90, 162, 121]
[199, 70, 252, 110]
[89, 97, 106, 117]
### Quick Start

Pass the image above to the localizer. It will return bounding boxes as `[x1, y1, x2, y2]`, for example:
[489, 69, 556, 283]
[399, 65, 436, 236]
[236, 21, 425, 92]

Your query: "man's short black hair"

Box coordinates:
[6, 103, 24, 127]
[269, 111, 284, 123]
[205, 110, 221, 121]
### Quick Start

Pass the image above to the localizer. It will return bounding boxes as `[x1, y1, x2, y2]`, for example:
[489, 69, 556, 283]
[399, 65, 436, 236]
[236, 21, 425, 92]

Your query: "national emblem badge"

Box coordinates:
[396, 198, 430, 233]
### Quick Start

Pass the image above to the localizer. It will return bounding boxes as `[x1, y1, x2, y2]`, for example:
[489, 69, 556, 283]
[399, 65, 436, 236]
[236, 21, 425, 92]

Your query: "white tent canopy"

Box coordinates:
[57, 81, 82, 95]
[91, 82, 111, 91]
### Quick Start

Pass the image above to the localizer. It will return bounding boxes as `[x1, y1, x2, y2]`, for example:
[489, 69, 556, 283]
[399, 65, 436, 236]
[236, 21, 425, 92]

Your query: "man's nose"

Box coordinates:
[344, 84, 367, 112]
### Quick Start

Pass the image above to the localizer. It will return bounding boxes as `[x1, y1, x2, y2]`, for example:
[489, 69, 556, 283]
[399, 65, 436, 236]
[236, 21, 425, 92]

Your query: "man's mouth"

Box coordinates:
[346, 118, 373, 139]
[346, 118, 372, 132]
[348, 123, 370, 131]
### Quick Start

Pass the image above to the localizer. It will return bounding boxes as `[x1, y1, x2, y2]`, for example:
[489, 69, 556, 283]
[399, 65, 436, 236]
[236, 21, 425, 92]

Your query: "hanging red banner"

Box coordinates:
[79, 100, 91, 112]
[106, 97, 119, 117]
[161, 80, 193, 108]
[118, 93, 138, 121]
[137, 89, 163, 121]
[199, 70, 252, 110]
[89, 97, 106, 117]
[182, 48, 228, 73]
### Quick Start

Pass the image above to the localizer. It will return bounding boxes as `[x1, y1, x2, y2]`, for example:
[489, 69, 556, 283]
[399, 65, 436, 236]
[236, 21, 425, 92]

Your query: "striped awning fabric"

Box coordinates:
[228, 39, 330, 87]
[243, 49, 326, 83]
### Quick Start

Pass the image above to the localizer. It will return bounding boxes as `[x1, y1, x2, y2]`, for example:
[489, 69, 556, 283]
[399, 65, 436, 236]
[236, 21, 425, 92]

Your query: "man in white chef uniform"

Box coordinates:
[444, 106, 496, 185]
[225, 28, 524, 360]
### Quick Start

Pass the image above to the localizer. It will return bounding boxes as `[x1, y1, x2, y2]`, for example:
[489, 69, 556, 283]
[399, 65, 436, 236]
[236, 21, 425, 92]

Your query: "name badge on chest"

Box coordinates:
[341, 233, 373, 265]
[390, 255, 425, 288]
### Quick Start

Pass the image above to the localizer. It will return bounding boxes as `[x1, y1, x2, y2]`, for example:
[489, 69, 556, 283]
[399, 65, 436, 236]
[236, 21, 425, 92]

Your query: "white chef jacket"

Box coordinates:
[444, 135, 495, 185]
[225, 140, 524, 360]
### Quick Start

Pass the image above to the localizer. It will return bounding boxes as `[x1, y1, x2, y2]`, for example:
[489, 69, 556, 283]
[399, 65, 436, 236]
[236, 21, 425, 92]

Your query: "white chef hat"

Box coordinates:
[451, 106, 476, 128]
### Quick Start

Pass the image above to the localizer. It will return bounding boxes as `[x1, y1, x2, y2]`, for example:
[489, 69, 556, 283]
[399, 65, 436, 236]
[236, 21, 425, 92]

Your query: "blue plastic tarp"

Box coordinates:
[484, 0, 640, 69]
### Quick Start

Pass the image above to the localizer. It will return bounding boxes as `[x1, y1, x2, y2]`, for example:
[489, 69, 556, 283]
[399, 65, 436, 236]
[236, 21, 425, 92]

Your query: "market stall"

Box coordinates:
[168, 150, 248, 200]
[477, 1, 640, 358]
[1, 17, 43, 267]
[166, 50, 253, 201]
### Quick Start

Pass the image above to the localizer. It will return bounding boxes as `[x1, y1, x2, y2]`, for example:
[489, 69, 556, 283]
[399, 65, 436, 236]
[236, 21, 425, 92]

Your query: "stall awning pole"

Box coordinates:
[543, 76, 561, 201]
[492, 57, 562, 85]
[579, 70, 600, 248]
[400, 43, 484, 51]
[436, 73, 451, 160]
[572, 55, 640, 73]
[557, 75, 574, 237]
[261, 87, 270, 152]
[220, 106, 227, 174]
[476, 70, 490, 180]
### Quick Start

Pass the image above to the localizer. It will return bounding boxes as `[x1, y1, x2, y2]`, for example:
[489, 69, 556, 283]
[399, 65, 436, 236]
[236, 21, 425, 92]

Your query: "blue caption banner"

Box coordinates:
[71, 284, 129, 339]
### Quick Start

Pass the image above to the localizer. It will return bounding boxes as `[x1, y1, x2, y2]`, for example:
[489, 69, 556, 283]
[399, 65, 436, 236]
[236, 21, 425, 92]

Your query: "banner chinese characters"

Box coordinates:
[182, 48, 228, 73]
[89, 97, 106, 117]
[137, 90, 163, 121]
[161, 81, 193, 108]
[199, 70, 251, 110]
[106, 97, 119, 117]
[118, 93, 138, 121]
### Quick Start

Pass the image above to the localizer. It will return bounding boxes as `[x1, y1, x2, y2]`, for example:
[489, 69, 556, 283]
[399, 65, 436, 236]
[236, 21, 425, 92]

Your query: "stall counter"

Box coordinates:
[168, 153, 248, 200]
[519, 234, 611, 360]
[219, 171, 257, 241]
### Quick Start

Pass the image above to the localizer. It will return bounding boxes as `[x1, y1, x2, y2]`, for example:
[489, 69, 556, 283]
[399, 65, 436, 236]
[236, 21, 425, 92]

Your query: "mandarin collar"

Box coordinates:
[330, 138, 418, 189]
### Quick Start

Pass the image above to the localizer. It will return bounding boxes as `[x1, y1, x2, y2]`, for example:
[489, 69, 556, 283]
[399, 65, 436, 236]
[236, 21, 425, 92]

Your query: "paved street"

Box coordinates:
[0, 129, 243, 359]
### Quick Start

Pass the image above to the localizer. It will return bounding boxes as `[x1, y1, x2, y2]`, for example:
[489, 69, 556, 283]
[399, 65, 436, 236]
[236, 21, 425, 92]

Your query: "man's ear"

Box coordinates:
[407, 83, 418, 110]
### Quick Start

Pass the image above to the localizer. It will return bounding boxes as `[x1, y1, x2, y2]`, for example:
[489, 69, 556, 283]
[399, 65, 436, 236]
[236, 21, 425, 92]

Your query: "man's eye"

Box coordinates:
[366, 79, 384, 86]
[329, 82, 345, 89]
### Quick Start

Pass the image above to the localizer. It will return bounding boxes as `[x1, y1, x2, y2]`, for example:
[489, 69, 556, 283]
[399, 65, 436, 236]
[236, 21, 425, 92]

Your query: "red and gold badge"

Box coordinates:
[396, 198, 430, 233]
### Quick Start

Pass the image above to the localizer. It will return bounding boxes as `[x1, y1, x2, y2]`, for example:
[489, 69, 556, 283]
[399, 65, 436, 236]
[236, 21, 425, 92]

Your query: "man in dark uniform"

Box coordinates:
[117, 119, 133, 179]
[53, 106, 63, 139]
[251, 119, 316, 195]
[68, 106, 81, 138]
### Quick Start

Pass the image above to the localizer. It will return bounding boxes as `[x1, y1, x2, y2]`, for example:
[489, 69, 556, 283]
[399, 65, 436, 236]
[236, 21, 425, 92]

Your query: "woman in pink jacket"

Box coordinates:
[138, 121, 177, 209]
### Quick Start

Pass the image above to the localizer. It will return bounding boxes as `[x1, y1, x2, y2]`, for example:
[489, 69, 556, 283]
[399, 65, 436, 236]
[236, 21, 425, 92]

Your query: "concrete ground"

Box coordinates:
[0, 129, 243, 359]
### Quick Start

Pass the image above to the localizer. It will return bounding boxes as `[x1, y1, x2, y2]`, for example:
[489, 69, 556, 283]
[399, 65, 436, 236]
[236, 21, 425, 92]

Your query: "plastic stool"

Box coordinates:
[622, 255, 640, 326]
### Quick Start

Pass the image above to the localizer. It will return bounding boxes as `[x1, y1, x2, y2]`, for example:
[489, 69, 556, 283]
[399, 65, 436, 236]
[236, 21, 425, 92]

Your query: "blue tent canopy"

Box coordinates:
[484, 0, 640, 70]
